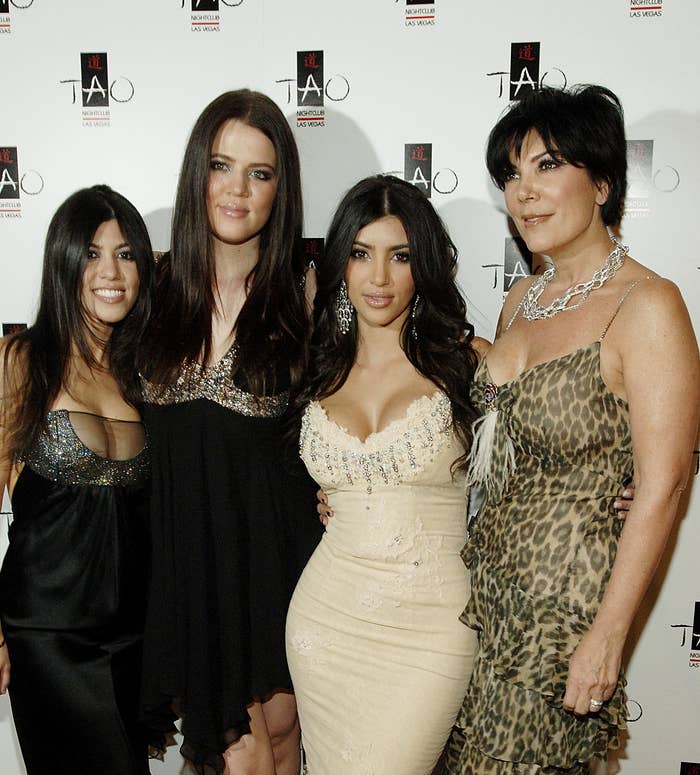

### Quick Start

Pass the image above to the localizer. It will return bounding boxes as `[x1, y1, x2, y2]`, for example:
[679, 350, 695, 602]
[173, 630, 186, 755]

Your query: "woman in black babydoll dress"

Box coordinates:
[142, 345, 320, 772]
[139, 90, 321, 774]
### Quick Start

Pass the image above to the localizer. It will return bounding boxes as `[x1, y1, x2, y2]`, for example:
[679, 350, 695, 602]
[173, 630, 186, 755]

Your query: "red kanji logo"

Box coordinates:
[518, 44, 536, 62]
[411, 145, 428, 162]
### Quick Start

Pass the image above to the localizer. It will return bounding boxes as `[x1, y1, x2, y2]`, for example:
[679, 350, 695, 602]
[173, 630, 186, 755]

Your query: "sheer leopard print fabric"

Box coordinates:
[445, 341, 632, 774]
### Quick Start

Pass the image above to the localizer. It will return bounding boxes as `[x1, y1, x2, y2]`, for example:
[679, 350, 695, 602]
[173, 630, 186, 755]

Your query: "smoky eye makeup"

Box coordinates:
[249, 168, 275, 181]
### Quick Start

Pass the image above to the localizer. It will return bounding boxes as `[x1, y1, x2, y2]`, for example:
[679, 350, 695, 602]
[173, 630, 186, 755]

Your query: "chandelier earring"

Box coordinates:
[335, 279, 354, 335]
[411, 294, 421, 341]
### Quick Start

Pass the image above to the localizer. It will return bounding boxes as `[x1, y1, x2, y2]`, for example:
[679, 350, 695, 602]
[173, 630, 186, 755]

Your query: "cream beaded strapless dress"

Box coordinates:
[286, 392, 477, 775]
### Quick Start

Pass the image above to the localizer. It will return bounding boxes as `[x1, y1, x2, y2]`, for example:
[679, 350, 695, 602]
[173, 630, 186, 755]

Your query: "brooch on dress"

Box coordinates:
[482, 381, 499, 411]
[466, 381, 515, 503]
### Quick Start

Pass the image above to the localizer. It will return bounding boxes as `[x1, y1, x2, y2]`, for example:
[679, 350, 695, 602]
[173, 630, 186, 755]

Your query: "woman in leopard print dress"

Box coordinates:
[446, 85, 700, 773]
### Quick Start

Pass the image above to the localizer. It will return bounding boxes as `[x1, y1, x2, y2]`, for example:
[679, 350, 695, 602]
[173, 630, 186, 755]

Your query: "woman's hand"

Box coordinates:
[316, 488, 333, 527]
[562, 628, 623, 716]
[613, 478, 635, 515]
[0, 634, 10, 694]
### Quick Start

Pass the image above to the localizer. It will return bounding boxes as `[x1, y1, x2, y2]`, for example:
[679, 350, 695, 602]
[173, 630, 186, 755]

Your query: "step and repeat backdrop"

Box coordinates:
[1, 1, 698, 773]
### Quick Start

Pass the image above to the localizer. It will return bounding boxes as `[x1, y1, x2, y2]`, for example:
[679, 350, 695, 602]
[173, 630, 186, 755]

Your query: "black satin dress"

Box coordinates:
[0, 410, 152, 775]
[141, 347, 322, 773]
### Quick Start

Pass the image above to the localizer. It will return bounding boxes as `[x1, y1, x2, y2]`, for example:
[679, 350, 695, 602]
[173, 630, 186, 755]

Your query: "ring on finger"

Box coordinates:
[589, 698, 604, 708]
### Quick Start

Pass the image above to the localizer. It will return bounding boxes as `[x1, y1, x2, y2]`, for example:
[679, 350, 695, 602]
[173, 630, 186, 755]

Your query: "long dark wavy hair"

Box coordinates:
[291, 175, 479, 471]
[1, 184, 154, 459]
[143, 89, 308, 394]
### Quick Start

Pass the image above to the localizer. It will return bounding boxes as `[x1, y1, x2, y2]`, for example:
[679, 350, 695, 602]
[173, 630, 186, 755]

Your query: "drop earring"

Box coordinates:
[411, 294, 421, 340]
[335, 279, 354, 335]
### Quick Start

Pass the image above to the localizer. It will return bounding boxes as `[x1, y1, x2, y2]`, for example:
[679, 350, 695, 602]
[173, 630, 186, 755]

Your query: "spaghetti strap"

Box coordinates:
[504, 276, 538, 332]
[504, 296, 524, 332]
[599, 276, 655, 341]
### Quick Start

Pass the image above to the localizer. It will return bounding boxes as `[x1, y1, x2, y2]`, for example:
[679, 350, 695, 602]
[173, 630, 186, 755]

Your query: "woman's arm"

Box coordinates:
[0, 453, 11, 693]
[304, 264, 317, 314]
[0, 341, 15, 692]
[471, 336, 491, 359]
[563, 279, 700, 715]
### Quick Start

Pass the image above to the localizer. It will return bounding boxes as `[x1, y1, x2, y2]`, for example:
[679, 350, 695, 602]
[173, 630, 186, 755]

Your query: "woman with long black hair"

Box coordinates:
[140, 89, 322, 775]
[286, 174, 482, 774]
[0, 185, 155, 774]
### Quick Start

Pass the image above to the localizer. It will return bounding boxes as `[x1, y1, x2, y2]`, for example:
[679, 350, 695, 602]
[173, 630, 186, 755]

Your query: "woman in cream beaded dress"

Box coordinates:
[286, 175, 482, 774]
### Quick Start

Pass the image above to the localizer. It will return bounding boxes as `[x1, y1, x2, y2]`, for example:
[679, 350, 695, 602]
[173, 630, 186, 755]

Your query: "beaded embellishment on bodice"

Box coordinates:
[300, 391, 454, 494]
[141, 344, 288, 418]
[20, 410, 150, 487]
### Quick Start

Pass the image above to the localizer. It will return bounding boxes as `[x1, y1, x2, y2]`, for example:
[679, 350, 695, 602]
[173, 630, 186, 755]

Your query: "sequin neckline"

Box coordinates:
[141, 344, 289, 418]
[18, 410, 150, 488]
[300, 391, 454, 494]
[312, 391, 445, 448]
[49, 409, 147, 462]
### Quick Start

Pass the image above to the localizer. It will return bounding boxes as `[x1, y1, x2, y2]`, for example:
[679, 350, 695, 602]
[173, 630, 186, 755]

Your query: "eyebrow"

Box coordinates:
[353, 240, 410, 251]
[210, 153, 276, 169]
[511, 149, 553, 166]
[89, 241, 130, 250]
[532, 149, 559, 161]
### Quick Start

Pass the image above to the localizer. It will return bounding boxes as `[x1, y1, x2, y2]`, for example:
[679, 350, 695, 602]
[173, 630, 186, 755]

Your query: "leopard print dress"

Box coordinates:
[445, 338, 632, 774]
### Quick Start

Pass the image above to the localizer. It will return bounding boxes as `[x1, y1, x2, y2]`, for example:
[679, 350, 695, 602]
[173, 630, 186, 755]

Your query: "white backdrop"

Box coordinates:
[1, 1, 698, 773]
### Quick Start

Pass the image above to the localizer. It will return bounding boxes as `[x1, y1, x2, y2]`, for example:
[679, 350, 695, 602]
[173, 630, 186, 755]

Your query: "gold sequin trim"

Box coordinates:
[141, 345, 288, 418]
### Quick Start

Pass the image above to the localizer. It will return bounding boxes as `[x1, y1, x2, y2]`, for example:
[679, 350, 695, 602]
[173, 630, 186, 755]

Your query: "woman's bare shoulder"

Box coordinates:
[611, 270, 697, 365]
[0, 335, 29, 382]
[0, 335, 30, 428]
[616, 265, 687, 323]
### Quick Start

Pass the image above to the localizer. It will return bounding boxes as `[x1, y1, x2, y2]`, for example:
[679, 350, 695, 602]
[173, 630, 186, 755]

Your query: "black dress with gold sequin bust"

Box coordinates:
[140, 345, 322, 773]
[0, 410, 152, 775]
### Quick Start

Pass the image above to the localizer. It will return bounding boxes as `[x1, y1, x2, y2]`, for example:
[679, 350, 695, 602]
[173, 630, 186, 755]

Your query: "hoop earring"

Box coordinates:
[335, 279, 354, 335]
[411, 294, 421, 341]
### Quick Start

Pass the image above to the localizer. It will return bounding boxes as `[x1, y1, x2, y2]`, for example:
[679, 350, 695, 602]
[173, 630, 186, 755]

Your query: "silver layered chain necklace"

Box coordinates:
[521, 229, 629, 321]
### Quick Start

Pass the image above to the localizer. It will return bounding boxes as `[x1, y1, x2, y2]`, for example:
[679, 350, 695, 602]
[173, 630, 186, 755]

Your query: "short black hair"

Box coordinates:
[486, 85, 627, 225]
